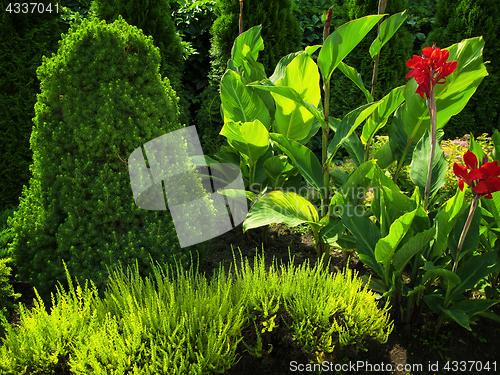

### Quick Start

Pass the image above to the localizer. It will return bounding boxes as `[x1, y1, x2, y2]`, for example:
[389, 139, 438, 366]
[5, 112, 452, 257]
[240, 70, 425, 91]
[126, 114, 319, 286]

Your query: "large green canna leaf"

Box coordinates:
[231, 25, 264, 69]
[375, 209, 417, 285]
[393, 226, 436, 274]
[221, 70, 271, 128]
[220, 120, 269, 168]
[402, 37, 488, 146]
[243, 191, 319, 231]
[409, 131, 448, 202]
[451, 250, 499, 299]
[369, 11, 407, 58]
[342, 205, 384, 278]
[327, 102, 380, 163]
[341, 160, 375, 204]
[318, 14, 384, 82]
[273, 53, 321, 141]
[448, 204, 482, 262]
[430, 188, 466, 259]
[248, 79, 324, 126]
[361, 86, 405, 145]
[269, 133, 324, 198]
[337, 61, 373, 103]
[329, 117, 364, 166]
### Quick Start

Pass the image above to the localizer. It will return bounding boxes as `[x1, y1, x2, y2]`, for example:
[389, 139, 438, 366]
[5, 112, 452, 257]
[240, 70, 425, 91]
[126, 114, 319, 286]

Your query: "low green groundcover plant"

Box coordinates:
[0, 253, 392, 374]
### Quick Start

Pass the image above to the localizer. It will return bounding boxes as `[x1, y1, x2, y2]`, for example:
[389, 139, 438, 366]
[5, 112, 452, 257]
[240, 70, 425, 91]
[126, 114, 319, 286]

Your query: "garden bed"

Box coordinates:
[198, 222, 500, 375]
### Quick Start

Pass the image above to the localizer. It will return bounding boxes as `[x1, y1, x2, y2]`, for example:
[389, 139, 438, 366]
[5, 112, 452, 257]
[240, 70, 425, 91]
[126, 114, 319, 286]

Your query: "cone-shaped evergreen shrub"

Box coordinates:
[196, 0, 303, 157]
[425, 0, 500, 139]
[8, 16, 216, 299]
[328, 0, 413, 120]
[0, 0, 63, 211]
[90, 0, 189, 125]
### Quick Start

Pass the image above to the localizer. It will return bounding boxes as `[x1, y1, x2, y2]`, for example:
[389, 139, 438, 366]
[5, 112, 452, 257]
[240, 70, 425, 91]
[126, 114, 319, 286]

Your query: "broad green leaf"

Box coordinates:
[273, 53, 321, 141]
[342, 206, 384, 278]
[305, 45, 321, 56]
[375, 209, 417, 285]
[329, 117, 364, 166]
[373, 142, 394, 169]
[337, 61, 373, 103]
[318, 14, 385, 82]
[269, 52, 303, 84]
[269, 133, 324, 198]
[450, 299, 500, 320]
[341, 160, 375, 204]
[422, 268, 461, 290]
[439, 307, 471, 330]
[361, 86, 405, 145]
[231, 25, 264, 68]
[214, 146, 241, 166]
[319, 216, 346, 246]
[469, 133, 485, 164]
[220, 120, 269, 168]
[403, 37, 488, 145]
[369, 11, 407, 58]
[431, 187, 466, 259]
[393, 226, 436, 274]
[491, 129, 500, 163]
[448, 204, 481, 262]
[451, 250, 499, 299]
[243, 191, 319, 231]
[263, 155, 297, 188]
[327, 102, 381, 162]
[482, 190, 500, 224]
[248, 80, 324, 125]
[409, 130, 448, 202]
[387, 105, 413, 168]
[221, 70, 270, 128]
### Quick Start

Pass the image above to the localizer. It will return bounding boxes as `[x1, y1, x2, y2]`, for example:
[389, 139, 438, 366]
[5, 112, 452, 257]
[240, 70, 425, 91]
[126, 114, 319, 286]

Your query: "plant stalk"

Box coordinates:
[239, 0, 243, 35]
[321, 7, 333, 220]
[424, 88, 437, 208]
[370, 0, 387, 99]
[452, 194, 480, 273]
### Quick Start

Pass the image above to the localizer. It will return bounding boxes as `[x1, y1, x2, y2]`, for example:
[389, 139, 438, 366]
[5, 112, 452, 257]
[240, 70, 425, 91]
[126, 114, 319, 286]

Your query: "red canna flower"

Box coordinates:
[453, 151, 500, 199]
[406, 44, 458, 99]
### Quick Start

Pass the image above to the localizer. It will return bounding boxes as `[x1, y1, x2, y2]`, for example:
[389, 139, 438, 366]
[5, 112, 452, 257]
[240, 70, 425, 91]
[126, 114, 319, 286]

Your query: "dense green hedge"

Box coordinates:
[7, 16, 215, 299]
[0, 0, 63, 211]
[425, 0, 500, 139]
[90, 0, 189, 125]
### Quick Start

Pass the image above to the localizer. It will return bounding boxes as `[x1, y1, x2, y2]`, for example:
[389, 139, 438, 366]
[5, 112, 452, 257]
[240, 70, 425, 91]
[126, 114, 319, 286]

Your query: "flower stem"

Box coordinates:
[424, 89, 437, 207]
[452, 194, 479, 273]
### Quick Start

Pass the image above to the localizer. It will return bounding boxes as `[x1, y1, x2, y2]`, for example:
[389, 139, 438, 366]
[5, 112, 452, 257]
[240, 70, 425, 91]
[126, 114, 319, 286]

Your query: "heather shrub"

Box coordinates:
[8, 16, 216, 299]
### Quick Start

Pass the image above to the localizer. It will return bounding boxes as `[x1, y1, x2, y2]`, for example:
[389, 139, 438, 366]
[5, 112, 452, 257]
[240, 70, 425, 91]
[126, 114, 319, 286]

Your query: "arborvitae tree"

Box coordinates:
[425, 0, 500, 139]
[0, 0, 63, 211]
[328, 0, 413, 121]
[8, 17, 217, 299]
[196, 0, 303, 157]
[90, 0, 189, 125]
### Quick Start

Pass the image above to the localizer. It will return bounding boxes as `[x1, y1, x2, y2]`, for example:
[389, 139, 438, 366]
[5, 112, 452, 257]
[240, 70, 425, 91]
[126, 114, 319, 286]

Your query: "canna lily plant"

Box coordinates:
[200, 8, 500, 333]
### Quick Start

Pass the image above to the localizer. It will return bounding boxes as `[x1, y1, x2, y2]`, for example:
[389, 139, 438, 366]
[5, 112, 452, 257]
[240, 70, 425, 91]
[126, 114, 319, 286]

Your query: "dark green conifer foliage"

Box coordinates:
[426, 0, 500, 139]
[91, 0, 189, 125]
[0, 0, 63, 210]
[196, 0, 303, 157]
[8, 17, 215, 299]
[328, 0, 413, 121]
